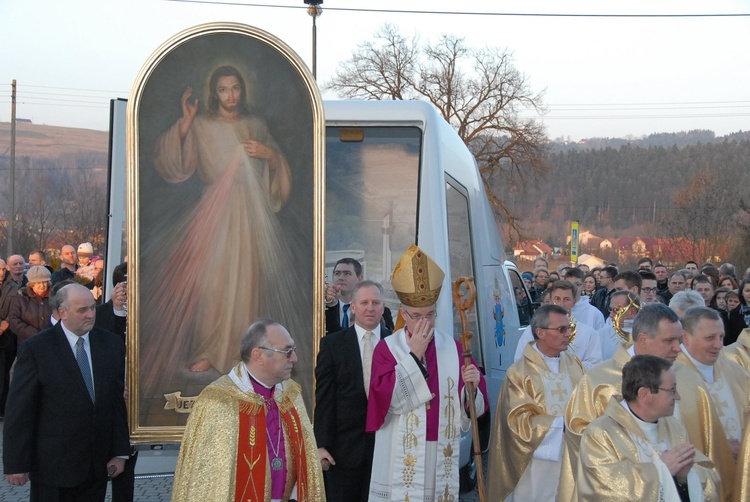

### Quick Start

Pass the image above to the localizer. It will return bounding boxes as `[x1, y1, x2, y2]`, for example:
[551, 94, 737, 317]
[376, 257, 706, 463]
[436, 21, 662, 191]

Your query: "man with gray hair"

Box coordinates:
[678, 306, 750, 491]
[558, 303, 731, 501]
[172, 319, 324, 501]
[489, 304, 584, 500]
[669, 289, 705, 317]
[658, 271, 687, 305]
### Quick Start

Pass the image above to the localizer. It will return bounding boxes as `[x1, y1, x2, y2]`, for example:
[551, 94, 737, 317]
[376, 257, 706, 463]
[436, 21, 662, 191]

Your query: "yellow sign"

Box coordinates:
[570, 221, 579, 264]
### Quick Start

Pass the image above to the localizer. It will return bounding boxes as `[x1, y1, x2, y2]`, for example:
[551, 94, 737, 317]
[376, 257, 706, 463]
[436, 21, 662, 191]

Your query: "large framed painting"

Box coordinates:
[126, 23, 324, 442]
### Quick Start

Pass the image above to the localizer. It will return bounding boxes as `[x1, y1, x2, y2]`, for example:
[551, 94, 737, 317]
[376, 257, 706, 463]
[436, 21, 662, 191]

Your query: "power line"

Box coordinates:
[165, 0, 750, 18]
[15, 84, 128, 94]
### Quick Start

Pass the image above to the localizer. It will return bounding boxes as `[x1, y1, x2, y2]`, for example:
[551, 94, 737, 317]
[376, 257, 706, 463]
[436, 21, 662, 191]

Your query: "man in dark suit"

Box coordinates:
[315, 280, 391, 501]
[3, 283, 130, 501]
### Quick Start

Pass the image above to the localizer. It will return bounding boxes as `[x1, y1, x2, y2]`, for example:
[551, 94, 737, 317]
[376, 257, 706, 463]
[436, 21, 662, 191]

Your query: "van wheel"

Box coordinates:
[459, 453, 477, 493]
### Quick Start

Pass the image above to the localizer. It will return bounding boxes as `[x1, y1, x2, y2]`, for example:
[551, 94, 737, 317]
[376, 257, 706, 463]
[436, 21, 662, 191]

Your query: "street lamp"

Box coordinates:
[304, 0, 323, 79]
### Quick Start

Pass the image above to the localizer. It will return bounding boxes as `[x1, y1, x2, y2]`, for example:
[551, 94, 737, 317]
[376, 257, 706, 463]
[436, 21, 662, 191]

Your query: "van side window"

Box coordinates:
[445, 180, 483, 367]
[508, 269, 533, 326]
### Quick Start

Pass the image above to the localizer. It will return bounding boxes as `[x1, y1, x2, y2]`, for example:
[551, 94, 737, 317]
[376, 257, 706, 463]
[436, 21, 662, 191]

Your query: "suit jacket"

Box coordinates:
[2, 323, 130, 487]
[314, 325, 390, 467]
[95, 299, 126, 341]
[325, 303, 394, 334]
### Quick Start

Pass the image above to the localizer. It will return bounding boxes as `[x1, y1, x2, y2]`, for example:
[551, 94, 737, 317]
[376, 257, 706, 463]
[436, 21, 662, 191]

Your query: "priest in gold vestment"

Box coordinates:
[488, 304, 584, 501]
[559, 304, 731, 501]
[576, 355, 720, 501]
[678, 307, 750, 500]
[172, 320, 324, 502]
[722, 327, 750, 369]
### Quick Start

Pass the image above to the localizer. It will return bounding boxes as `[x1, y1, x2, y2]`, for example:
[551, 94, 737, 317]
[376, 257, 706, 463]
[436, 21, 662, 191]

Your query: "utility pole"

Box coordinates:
[305, 0, 323, 79]
[7, 79, 16, 256]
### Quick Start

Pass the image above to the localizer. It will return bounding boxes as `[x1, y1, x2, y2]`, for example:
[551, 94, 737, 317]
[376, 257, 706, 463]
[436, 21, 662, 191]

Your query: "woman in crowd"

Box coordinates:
[711, 287, 729, 311]
[582, 273, 597, 298]
[719, 275, 738, 290]
[8, 266, 53, 345]
[726, 290, 741, 311]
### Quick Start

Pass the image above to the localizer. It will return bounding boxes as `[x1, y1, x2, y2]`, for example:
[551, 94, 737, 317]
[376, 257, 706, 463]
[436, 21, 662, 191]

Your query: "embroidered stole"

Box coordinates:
[234, 395, 310, 502]
[385, 332, 461, 500]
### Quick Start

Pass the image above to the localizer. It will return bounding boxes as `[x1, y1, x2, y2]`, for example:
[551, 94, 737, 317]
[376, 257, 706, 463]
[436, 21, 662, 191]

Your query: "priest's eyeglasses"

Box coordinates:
[540, 325, 573, 334]
[658, 387, 678, 395]
[259, 346, 297, 358]
[402, 310, 438, 321]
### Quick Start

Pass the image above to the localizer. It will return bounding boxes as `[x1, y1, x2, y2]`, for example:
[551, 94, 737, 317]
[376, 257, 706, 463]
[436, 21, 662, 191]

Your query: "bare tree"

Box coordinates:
[661, 169, 737, 263]
[326, 24, 550, 237]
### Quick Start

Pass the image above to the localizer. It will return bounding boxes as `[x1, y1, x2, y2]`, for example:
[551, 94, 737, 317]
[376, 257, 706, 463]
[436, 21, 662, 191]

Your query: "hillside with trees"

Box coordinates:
[523, 134, 750, 266]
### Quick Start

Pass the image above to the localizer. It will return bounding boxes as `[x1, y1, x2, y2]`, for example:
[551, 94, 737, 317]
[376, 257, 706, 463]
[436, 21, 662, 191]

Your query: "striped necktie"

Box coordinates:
[76, 337, 95, 402]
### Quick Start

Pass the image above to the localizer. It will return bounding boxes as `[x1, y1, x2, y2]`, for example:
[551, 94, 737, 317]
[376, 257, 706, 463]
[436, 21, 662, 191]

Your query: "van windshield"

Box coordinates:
[325, 126, 421, 313]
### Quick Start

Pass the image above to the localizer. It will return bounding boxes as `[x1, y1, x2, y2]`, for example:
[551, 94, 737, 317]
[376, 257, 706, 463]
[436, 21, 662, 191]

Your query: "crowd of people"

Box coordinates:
[1, 241, 750, 501]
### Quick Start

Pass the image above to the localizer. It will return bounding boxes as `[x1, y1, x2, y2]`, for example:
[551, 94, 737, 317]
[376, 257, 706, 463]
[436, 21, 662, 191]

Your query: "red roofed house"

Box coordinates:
[513, 240, 554, 262]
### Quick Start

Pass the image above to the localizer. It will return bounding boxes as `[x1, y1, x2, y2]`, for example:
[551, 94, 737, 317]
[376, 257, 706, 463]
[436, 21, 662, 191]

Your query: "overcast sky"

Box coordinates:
[1, 0, 749, 140]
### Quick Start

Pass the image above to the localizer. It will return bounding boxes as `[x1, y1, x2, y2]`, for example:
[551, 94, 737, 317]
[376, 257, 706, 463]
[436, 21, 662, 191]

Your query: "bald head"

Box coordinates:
[60, 245, 77, 268]
[7, 255, 25, 280]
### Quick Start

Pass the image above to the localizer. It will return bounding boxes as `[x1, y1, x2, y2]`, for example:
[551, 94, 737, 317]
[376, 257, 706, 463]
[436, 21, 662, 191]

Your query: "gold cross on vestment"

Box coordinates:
[551, 383, 566, 402]
[715, 399, 729, 418]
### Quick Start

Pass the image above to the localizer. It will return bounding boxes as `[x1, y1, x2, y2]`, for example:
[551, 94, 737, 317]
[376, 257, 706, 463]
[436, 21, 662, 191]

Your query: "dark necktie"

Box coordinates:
[342, 303, 350, 328]
[76, 337, 95, 402]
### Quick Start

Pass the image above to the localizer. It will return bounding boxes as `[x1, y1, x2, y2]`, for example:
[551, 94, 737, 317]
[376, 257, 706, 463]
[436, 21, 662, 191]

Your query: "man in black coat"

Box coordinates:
[315, 280, 391, 501]
[3, 283, 130, 501]
[93, 262, 137, 502]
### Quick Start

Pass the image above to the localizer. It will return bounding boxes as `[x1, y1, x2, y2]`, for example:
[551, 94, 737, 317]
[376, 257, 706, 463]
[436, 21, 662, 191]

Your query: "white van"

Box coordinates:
[324, 100, 533, 490]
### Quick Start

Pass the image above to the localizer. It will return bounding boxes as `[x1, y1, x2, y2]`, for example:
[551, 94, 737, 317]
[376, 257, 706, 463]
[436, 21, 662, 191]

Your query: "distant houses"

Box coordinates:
[514, 232, 726, 268]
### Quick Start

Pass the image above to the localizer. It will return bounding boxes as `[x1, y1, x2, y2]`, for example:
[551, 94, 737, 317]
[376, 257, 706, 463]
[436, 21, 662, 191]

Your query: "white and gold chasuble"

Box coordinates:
[488, 343, 584, 501]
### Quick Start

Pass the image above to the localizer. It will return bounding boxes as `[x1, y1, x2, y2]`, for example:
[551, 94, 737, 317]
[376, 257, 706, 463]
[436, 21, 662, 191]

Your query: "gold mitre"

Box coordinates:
[391, 244, 445, 307]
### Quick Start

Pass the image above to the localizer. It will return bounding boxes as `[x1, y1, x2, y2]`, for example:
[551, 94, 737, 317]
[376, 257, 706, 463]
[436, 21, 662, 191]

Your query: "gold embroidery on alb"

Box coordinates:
[438, 483, 455, 502]
[443, 377, 457, 440]
[402, 452, 417, 488]
[403, 411, 419, 451]
[442, 443, 453, 479]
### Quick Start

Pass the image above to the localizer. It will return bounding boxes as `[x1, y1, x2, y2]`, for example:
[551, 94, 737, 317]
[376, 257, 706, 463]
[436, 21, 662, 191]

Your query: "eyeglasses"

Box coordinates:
[402, 310, 437, 321]
[541, 325, 573, 334]
[259, 346, 297, 358]
[642, 287, 658, 293]
[658, 387, 678, 395]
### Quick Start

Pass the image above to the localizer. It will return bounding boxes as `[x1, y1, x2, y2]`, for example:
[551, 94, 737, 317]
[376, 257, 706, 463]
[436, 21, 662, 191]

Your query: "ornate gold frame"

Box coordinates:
[126, 23, 324, 443]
